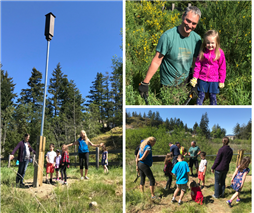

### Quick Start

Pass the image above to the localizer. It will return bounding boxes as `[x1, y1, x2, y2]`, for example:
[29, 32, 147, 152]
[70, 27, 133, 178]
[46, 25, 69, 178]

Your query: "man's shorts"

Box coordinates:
[198, 171, 205, 181]
[189, 158, 199, 169]
[46, 163, 55, 173]
[176, 183, 188, 192]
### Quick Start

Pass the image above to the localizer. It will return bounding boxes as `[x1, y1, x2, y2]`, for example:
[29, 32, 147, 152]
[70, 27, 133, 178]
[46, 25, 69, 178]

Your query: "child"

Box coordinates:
[190, 180, 204, 205]
[190, 30, 226, 105]
[101, 145, 108, 173]
[54, 149, 61, 181]
[198, 152, 207, 189]
[171, 154, 190, 205]
[46, 143, 57, 184]
[163, 153, 173, 190]
[60, 144, 70, 185]
[226, 156, 251, 208]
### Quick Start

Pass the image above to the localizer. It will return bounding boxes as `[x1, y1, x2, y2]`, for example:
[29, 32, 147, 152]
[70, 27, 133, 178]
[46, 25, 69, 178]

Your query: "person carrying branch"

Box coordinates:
[138, 6, 202, 99]
[66, 130, 103, 180]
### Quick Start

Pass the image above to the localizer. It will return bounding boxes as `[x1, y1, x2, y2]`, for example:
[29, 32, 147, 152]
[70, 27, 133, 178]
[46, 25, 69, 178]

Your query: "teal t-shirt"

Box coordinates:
[188, 146, 200, 159]
[171, 161, 190, 184]
[156, 26, 201, 86]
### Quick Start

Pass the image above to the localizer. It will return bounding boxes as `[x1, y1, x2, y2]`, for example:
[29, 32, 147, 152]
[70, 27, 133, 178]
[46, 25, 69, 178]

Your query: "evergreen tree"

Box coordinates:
[1, 68, 17, 154]
[233, 123, 241, 138]
[148, 110, 153, 118]
[199, 112, 210, 138]
[86, 72, 105, 124]
[48, 63, 68, 117]
[17, 67, 44, 108]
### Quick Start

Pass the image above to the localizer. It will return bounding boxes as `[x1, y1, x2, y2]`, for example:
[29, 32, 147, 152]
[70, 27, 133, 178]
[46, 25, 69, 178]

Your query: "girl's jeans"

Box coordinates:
[197, 92, 217, 105]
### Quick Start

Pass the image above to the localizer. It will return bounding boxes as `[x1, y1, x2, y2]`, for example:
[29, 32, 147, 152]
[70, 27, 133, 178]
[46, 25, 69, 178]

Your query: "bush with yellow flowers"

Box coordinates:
[126, 0, 181, 93]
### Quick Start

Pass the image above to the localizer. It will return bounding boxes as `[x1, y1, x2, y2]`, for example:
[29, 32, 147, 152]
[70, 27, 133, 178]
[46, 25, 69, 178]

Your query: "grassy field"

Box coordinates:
[126, 149, 252, 213]
[1, 164, 123, 213]
[1, 128, 123, 213]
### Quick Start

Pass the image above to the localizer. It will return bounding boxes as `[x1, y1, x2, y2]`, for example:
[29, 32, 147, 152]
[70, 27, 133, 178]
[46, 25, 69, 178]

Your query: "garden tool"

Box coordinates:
[184, 85, 198, 105]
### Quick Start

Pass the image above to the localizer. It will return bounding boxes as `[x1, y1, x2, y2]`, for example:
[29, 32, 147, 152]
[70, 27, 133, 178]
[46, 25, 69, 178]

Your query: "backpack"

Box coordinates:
[163, 161, 173, 175]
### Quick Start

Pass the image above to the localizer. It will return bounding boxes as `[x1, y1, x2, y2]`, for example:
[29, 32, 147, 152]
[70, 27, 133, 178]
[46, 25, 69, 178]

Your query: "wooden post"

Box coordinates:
[33, 136, 46, 187]
[33, 155, 35, 166]
[236, 149, 244, 167]
[188, 3, 191, 7]
[96, 147, 99, 169]
[172, 3, 175, 11]
[8, 155, 11, 168]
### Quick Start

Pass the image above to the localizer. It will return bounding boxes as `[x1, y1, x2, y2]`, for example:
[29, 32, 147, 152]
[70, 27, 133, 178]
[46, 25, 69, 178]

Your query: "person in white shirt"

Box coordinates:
[198, 152, 207, 189]
[46, 143, 57, 184]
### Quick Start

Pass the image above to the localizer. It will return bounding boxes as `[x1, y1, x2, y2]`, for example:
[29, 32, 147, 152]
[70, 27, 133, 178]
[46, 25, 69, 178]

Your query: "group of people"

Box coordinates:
[10, 131, 109, 187]
[138, 6, 226, 105]
[136, 136, 251, 208]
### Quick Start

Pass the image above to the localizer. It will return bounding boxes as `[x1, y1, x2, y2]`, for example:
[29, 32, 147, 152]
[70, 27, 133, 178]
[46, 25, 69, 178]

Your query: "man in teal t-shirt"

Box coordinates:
[188, 141, 201, 176]
[139, 6, 202, 97]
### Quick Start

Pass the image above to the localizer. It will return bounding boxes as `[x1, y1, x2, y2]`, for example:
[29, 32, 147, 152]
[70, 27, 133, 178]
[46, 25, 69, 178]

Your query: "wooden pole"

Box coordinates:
[96, 147, 99, 169]
[172, 3, 175, 11]
[33, 136, 46, 187]
[8, 155, 11, 168]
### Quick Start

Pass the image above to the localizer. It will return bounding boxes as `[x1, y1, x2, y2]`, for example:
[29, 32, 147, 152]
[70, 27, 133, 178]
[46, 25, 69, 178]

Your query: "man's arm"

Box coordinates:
[143, 52, 164, 83]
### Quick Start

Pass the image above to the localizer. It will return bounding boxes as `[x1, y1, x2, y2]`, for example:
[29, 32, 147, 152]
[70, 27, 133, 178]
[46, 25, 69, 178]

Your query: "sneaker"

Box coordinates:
[164, 186, 167, 190]
[178, 201, 183, 205]
[171, 199, 177, 203]
[236, 198, 240, 204]
[64, 182, 68, 185]
[212, 194, 218, 199]
[56, 178, 59, 181]
[80, 177, 84, 180]
[46, 179, 50, 184]
[197, 183, 200, 186]
[50, 179, 53, 184]
[219, 194, 225, 198]
[201, 186, 204, 190]
[85, 176, 89, 180]
[226, 200, 232, 208]
[151, 195, 160, 200]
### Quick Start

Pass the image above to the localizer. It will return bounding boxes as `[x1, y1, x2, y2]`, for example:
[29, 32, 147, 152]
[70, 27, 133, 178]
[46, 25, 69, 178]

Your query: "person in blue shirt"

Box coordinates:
[171, 154, 190, 205]
[136, 137, 157, 199]
[67, 130, 103, 180]
[169, 142, 181, 166]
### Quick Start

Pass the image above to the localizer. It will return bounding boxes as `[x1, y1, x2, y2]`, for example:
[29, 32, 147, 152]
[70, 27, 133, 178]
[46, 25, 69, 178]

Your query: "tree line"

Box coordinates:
[1, 58, 122, 157]
[126, 111, 251, 140]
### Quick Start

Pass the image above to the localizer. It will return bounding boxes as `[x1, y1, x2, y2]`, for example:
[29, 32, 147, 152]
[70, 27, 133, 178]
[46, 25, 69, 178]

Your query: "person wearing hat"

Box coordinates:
[169, 142, 181, 166]
[54, 149, 62, 181]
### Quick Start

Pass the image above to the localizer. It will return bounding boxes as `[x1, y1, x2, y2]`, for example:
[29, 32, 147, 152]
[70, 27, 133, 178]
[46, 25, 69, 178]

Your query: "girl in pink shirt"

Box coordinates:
[190, 30, 226, 105]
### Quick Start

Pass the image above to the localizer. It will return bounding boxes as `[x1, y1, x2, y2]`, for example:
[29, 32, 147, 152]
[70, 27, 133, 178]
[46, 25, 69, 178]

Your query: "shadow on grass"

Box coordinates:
[204, 195, 214, 204]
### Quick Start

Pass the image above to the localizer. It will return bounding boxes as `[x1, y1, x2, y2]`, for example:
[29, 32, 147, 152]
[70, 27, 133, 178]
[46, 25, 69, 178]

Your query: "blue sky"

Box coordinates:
[1, 1, 122, 103]
[126, 108, 251, 135]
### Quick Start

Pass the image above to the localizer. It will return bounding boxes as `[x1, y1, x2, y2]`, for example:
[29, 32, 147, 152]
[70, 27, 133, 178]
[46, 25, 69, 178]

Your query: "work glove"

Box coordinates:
[219, 83, 225, 88]
[190, 78, 197, 87]
[138, 82, 149, 98]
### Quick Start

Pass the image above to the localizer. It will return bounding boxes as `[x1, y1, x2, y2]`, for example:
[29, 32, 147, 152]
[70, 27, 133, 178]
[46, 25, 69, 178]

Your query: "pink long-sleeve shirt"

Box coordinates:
[193, 48, 226, 83]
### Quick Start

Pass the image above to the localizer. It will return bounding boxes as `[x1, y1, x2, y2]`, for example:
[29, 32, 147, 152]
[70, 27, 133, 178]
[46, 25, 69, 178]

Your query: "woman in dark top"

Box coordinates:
[67, 130, 103, 180]
[10, 133, 36, 187]
[211, 137, 233, 198]
[136, 137, 157, 199]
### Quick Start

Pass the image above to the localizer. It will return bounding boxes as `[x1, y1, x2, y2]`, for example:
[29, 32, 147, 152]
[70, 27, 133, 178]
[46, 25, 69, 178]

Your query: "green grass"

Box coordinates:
[1, 165, 122, 213]
[126, 148, 252, 213]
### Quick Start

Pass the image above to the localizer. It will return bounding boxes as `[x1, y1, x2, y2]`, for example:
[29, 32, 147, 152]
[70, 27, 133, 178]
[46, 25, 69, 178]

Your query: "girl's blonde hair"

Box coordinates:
[164, 153, 173, 165]
[62, 144, 69, 154]
[199, 30, 221, 61]
[238, 156, 251, 172]
[80, 130, 90, 145]
[140, 137, 156, 152]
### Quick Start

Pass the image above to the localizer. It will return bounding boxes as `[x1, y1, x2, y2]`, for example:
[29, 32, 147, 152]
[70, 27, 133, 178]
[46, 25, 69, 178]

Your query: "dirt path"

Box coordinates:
[128, 174, 252, 213]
